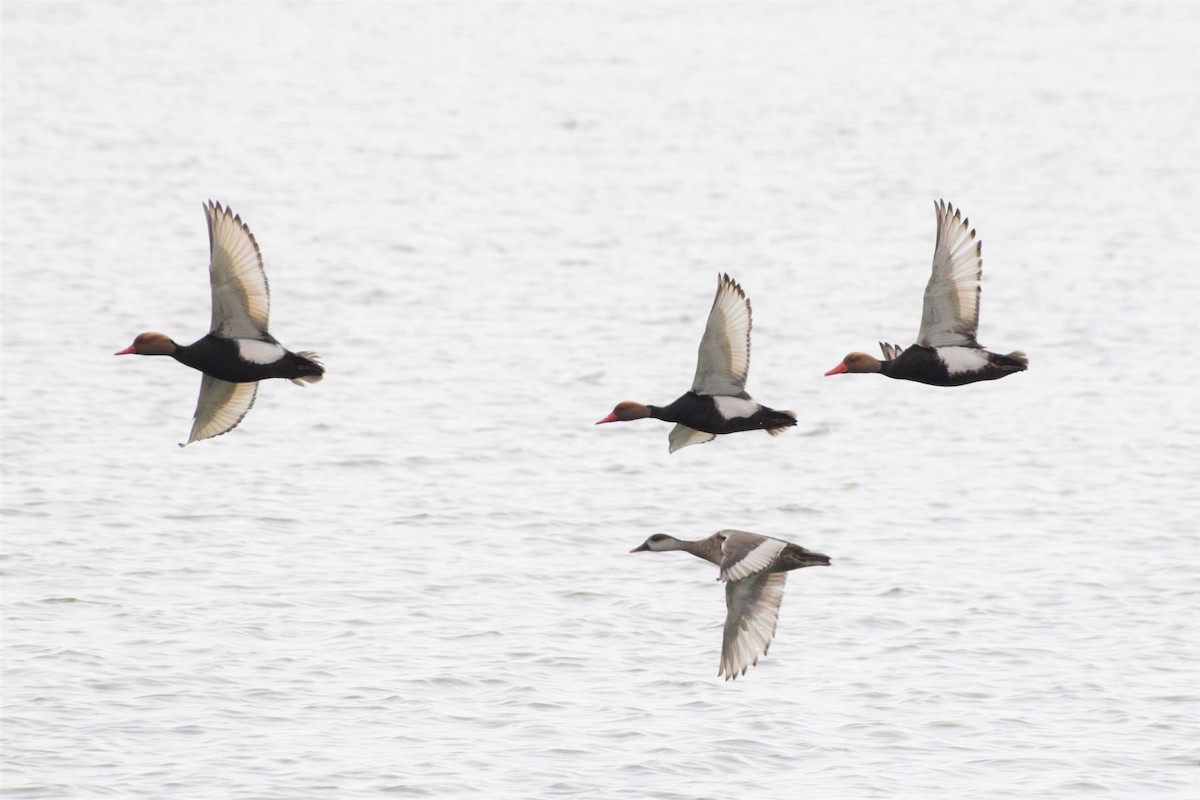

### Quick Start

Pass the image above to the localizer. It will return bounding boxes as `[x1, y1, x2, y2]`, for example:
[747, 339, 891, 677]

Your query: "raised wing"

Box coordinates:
[719, 531, 786, 582]
[917, 200, 982, 348]
[205, 201, 270, 339]
[691, 273, 751, 396]
[183, 375, 258, 445]
[720, 572, 787, 680]
[668, 423, 716, 454]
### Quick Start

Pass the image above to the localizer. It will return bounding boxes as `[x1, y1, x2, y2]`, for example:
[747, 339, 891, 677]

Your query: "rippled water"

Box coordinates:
[3, 2, 1198, 798]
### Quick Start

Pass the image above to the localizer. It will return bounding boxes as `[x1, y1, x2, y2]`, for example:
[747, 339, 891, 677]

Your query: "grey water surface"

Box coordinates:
[2, 2, 1198, 798]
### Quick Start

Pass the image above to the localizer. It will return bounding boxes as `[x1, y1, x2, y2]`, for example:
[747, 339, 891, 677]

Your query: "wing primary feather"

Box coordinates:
[720, 573, 788, 680]
[690, 273, 752, 396]
[205, 201, 272, 339]
[917, 200, 983, 348]
[183, 376, 259, 445]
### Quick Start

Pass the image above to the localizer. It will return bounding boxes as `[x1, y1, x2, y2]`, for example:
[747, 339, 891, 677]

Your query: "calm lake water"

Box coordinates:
[3, 2, 1197, 798]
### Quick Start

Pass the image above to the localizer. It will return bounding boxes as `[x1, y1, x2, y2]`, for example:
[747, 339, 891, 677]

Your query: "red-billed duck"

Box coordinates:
[597, 273, 797, 453]
[630, 530, 831, 680]
[825, 200, 1028, 386]
[116, 201, 324, 445]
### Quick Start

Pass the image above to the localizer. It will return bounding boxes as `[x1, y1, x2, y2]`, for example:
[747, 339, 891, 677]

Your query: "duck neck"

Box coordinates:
[648, 403, 689, 425]
[679, 536, 723, 566]
[170, 339, 201, 370]
[878, 356, 901, 378]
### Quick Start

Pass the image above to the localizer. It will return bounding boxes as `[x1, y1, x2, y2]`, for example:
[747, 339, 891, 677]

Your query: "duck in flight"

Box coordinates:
[630, 530, 831, 680]
[116, 201, 324, 445]
[597, 273, 796, 453]
[825, 200, 1027, 386]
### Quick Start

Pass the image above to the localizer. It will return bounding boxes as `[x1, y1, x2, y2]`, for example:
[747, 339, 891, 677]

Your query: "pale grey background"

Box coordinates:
[3, 2, 1197, 798]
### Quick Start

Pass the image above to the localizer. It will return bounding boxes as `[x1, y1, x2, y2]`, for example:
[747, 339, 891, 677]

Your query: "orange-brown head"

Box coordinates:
[596, 401, 652, 425]
[825, 352, 883, 376]
[115, 332, 176, 356]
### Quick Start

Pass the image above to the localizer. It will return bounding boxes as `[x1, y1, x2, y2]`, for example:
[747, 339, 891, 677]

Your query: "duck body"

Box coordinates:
[116, 201, 323, 445]
[876, 342, 1028, 387]
[630, 530, 831, 680]
[598, 273, 796, 453]
[647, 391, 798, 436]
[169, 334, 324, 384]
[825, 200, 1027, 387]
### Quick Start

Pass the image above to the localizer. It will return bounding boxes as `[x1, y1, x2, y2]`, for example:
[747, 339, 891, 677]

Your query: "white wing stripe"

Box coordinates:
[721, 537, 785, 582]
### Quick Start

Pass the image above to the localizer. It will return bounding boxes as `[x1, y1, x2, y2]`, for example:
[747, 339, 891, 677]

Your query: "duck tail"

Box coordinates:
[765, 409, 798, 436]
[289, 351, 325, 385]
[995, 350, 1029, 371]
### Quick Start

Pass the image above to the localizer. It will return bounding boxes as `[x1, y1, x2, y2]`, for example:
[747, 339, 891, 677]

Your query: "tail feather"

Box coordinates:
[995, 350, 1028, 371]
[289, 351, 325, 385]
[765, 409, 797, 436]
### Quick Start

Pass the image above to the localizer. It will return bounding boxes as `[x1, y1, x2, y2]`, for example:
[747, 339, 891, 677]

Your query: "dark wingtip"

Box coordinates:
[718, 272, 746, 300]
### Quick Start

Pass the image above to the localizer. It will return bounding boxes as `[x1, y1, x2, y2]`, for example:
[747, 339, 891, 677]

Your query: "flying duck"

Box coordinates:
[631, 530, 831, 679]
[597, 273, 796, 453]
[116, 201, 324, 445]
[825, 200, 1027, 386]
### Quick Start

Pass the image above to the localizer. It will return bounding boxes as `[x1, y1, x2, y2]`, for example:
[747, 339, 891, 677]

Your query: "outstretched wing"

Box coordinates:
[205, 201, 271, 339]
[668, 424, 716, 454]
[917, 200, 982, 348]
[691, 273, 751, 396]
[183, 375, 258, 445]
[720, 572, 787, 680]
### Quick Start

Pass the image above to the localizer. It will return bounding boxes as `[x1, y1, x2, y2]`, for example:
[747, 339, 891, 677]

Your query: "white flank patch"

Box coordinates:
[712, 395, 760, 420]
[937, 346, 989, 375]
[236, 339, 286, 364]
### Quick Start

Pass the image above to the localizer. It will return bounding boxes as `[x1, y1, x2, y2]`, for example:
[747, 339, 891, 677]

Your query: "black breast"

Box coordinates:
[882, 345, 954, 386]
